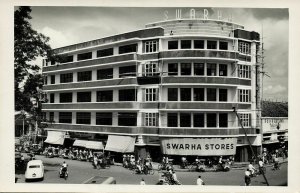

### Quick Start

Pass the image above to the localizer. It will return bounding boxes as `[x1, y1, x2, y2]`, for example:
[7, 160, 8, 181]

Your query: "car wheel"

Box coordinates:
[41, 177, 44, 181]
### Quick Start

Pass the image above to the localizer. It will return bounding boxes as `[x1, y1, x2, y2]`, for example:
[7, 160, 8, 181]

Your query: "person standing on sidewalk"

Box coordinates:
[197, 176, 205, 185]
[140, 178, 146, 185]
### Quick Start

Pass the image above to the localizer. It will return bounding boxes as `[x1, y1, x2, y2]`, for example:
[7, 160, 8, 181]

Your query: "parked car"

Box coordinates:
[25, 160, 44, 182]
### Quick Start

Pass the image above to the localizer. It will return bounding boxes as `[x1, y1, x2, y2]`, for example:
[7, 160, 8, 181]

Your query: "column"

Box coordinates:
[91, 112, 96, 125]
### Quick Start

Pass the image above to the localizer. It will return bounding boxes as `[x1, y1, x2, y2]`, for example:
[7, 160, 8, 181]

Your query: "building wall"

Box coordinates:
[42, 19, 260, 160]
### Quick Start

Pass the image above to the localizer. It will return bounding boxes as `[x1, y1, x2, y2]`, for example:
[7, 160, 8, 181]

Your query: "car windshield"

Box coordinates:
[29, 165, 40, 168]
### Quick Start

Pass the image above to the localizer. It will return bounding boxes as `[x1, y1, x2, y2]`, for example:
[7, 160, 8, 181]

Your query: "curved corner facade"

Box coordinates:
[42, 19, 261, 161]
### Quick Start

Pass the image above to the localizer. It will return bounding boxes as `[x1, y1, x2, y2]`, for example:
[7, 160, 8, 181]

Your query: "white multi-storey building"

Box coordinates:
[42, 18, 261, 162]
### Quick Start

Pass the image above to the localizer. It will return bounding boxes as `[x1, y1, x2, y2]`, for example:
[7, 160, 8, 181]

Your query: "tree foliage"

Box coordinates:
[14, 6, 52, 111]
[262, 101, 288, 117]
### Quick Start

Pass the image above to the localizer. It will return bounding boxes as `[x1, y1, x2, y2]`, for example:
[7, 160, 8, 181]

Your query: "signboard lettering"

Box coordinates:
[163, 8, 234, 22]
[161, 138, 237, 156]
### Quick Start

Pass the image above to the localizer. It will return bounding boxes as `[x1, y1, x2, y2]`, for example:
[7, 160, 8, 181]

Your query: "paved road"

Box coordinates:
[16, 154, 287, 186]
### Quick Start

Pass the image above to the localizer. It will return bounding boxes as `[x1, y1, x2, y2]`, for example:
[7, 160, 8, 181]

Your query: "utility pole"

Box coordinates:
[233, 107, 269, 186]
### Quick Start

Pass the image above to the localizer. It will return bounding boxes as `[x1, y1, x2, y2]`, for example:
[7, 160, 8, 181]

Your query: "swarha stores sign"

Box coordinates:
[161, 138, 237, 156]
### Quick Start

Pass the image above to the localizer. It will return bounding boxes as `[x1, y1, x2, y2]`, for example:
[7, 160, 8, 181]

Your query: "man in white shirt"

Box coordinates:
[140, 178, 146, 185]
[197, 176, 204, 185]
[248, 162, 255, 175]
[245, 169, 251, 186]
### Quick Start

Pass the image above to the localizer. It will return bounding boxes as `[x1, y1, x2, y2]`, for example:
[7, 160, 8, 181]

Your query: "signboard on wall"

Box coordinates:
[161, 138, 237, 156]
[261, 118, 288, 132]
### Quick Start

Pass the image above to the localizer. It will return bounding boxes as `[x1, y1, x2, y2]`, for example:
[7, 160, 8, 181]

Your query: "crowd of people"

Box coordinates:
[123, 154, 153, 175]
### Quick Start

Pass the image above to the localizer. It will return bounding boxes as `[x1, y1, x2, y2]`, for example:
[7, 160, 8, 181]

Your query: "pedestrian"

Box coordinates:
[197, 175, 205, 185]
[245, 169, 251, 186]
[140, 178, 146, 185]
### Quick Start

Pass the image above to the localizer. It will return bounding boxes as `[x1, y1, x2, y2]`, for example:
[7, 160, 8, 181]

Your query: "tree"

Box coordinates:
[14, 6, 52, 111]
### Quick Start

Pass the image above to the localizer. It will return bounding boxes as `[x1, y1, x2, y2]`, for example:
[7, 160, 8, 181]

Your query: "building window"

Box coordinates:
[219, 41, 228, 50]
[60, 73, 73, 83]
[96, 112, 112, 125]
[168, 41, 178, 50]
[118, 113, 137, 126]
[239, 41, 251, 54]
[76, 112, 91, 125]
[239, 113, 251, 127]
[207, 88, 217, 101]
[181, 40, 191, 49]
[50, 93, 55, 103]
[219, 89, 228, 102]
[97, 48, 113, 57]
[219, 113, 228, 127]
[181, 63, 191, 75]
[219, 64, 227, 76]
[49, 112, 54, 122]
[59, 112, 72, 124]
[119, 44, 137, 54]
[238, 65, 251, 79]
[119, 89, 136, 101]
[207, 63, 217, 76]
[207, 40, 217, 49]
[168, 88, 178, 101]
[180, 113, 191, 127]
[59, 55, 73, 63]
[194, 40, 204, 49]
[65, 55, 74, 63]
[145, 62, 158, 76]
[180, 88, 191, 101]
[77, 92, 91, 102]
[97, 90, 113, 102]
[168, 63, 178, 75]
[194, 63, 204, 76]
[97, 68, 113, 80]
[145, 88, 158, 101]
[78, 71, 92, 82]
[207, 113, 217, 127]
[194, 88, 204, 101]
[44, 76, 48, 85]
[50, 75, 55, 84]
[144, 40, 158, 53]
[144, 113, 158, 126]
[60, 93, 72, 103]
[119, 65, 136, 78]
[239, 89, 251, 102]
[167, 113, 178, 127]
[194, 113, 204, 127]
[77, 52, 92, 61]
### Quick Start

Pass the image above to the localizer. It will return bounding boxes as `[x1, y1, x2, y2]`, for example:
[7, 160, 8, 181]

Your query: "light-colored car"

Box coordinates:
[25, 160, 44, 181]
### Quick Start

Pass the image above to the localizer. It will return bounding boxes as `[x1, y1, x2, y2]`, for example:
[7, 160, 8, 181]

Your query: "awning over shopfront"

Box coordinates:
[85, 141, 104, 150]
[73, 140, 87, 147]
[105, 135, 135, 153]
[73, 140, 104, 150]
[44, 131, 66, 145]
[161, 137, 237, 156]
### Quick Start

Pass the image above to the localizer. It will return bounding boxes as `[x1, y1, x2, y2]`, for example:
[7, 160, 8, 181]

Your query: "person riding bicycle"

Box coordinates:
[60, 161, 68, 175]
[248, 162, 256, 176]
[273, 156, 280, 170]
[258, 159, 264, 173]
[181, 156, 187, 168]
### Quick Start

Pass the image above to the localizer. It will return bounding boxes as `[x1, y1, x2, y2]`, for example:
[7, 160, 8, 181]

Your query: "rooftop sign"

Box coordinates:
[164, 9, 233, 22]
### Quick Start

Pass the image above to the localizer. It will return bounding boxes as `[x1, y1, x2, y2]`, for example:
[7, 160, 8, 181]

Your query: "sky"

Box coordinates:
[28, 7, 289, 101]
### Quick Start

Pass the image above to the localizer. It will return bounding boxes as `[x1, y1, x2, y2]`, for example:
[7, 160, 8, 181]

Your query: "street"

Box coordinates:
[16, 154, 287, 186]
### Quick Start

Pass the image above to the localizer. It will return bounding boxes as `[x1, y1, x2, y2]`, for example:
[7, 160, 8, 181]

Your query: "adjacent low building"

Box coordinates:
[42, 18, 261, 162]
